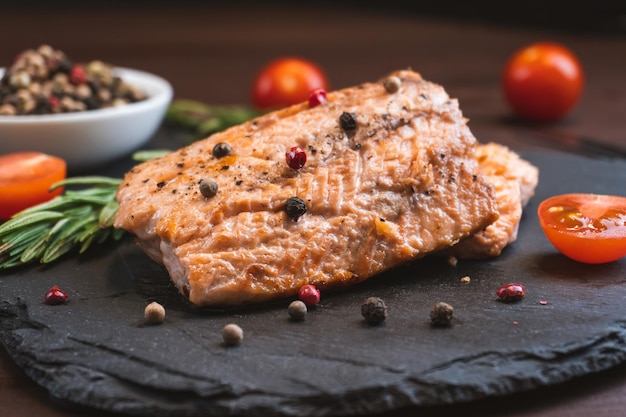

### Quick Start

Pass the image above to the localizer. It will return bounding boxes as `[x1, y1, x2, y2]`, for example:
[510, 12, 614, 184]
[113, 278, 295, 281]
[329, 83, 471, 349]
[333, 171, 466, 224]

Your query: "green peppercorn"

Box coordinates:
[212, 142, 231, 158]
[288, 300, 307, 321]
[430, 301, 454, 327]
[285, 196, 306, 220]
[199, 178, 218, 198]
[361, 297, 388, 324]
[339, 111, 357, 131]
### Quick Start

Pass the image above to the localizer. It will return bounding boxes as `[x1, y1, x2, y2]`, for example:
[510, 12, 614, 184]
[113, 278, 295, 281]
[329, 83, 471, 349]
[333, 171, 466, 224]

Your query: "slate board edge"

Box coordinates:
[2, 298, 626, 417]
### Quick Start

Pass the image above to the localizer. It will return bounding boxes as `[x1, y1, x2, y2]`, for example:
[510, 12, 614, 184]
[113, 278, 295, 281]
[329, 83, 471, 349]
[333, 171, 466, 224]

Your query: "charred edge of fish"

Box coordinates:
[285, 196, 307, 221]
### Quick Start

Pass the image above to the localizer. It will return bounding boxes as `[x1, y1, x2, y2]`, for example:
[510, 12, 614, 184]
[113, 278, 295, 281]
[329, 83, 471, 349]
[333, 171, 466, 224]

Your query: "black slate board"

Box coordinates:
[1, 149, 625, 417]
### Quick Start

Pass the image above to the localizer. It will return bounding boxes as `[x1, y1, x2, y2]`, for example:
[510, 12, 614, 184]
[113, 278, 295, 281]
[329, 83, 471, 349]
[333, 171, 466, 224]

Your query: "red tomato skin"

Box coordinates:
[0, 152, 67, 220]
[537, 194, 626, 264]
[502, 42, 584, 122]
[251, 57, 329, 110]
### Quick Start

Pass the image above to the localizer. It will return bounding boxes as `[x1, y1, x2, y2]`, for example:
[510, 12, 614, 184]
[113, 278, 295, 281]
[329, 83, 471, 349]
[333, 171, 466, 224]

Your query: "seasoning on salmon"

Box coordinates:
[114, 69, 501, 307]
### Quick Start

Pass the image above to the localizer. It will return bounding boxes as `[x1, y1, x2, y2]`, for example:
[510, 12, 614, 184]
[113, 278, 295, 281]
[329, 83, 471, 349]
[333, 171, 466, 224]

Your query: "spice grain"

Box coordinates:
[496, 283, 526, 302]
[383, 76, 401, 93]
[44, 285, 68, 305]
[285, 196, 307, 220]
[144, 301, 166, 324]
[222, 323, 244, 346]
[212, 142, 231, 158]
[339, 111, 357, 131]
[361, 297, 388, 324]
[199, 178, 218, 198]
[288, 300, 308, 321]
[430, 301, 454, 327]
[298, 284, 321, 307]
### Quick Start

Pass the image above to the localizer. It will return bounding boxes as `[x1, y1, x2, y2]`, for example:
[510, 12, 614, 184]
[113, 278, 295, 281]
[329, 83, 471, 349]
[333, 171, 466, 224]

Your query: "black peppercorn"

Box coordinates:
[212, 142, 231, 158]
[288, 300, 307, 321]
[430, 301, 454, 327]
[285, 196, 307, 221]
[199, 178, 218, 198]
[361, 297, 387, 324]
[339, 111, 357, 131]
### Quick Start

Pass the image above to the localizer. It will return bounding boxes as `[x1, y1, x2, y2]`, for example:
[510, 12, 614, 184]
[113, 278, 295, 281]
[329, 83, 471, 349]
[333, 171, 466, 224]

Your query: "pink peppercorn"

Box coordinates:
[286, 146, 307, 170]
[69, 65, 87, 85]
[298, 284, 320, 307]
[308, 88, 327, 107]
[496, 283, 526, 302]
[44, 285, 68, 305]
[48, 95, 61, 111]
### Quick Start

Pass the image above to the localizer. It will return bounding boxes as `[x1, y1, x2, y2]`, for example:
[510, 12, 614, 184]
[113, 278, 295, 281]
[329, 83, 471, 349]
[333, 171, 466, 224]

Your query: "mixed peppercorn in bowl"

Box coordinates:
[0, 45, 172, 171]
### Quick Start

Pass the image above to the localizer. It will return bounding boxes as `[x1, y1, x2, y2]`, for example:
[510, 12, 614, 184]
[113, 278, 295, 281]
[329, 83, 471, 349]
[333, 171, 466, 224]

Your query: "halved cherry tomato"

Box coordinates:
[0, 152, 67, 220]
[251, 57, 329, 110]
[502, 42, 584, 122]
[537, 193, 626, 264]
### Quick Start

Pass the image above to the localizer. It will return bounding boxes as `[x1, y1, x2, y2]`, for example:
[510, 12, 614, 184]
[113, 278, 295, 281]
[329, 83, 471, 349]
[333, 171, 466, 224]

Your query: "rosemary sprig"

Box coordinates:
[165, 99, 260, 139]
[0, 176, 125, 269]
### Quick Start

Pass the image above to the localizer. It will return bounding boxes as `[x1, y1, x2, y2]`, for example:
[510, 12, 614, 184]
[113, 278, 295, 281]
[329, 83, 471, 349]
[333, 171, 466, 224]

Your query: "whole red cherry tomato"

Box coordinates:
[251, 57, 329, 110]
[502, 42, 584, 122]
[537, 193, 626, 264]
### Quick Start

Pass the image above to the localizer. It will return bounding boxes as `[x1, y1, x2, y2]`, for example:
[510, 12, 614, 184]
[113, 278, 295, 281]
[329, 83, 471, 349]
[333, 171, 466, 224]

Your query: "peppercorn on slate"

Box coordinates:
[114, 69, 500, 306]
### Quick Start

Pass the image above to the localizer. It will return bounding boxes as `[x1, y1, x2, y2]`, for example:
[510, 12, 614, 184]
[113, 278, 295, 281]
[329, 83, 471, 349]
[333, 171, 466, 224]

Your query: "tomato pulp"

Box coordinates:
[502, 42, 584, 122]
[0, 152, 67, 220]
[537, 193, 626, 264]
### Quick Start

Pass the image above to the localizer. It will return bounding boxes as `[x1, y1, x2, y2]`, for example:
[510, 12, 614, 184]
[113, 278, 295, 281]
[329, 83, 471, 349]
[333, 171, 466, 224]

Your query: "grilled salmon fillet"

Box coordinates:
[448, 143, 539, 259]
[114, 69, 499, 306]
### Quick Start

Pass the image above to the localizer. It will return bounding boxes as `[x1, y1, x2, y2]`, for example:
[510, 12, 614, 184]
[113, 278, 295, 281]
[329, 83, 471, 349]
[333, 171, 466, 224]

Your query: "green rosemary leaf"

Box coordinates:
[58, 213, 98, 241]
[11, 196, 71, 217]
[52, 176, 122, 189]
[132, 149, 172, 162]
[99, 200, 120, 228]
[0, 211, 64, 236]
[0, 258, 24, 269]
[79, 233, 97, 254]
[0, 223, 50, 250]
[95, 228, 113, 245]
[47, 217, 71, 238]
[42, 239, 76, 264]
[112, 227, 127, 240]
[20, 237, 49, 264]
[63, 191, 117, 206]
[76, 222, 101, 243]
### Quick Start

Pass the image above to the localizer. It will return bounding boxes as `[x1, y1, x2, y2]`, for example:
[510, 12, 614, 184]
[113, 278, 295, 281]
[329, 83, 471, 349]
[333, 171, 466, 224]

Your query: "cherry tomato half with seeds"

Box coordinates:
[0, 152, 67, 220]
[502, 42, 584, 122]
[251, 57, 330, 110]
[537, 193, 626, 264]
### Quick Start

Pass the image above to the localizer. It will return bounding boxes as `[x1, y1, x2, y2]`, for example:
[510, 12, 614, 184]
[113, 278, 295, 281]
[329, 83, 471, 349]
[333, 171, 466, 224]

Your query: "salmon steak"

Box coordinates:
[448, 142, 539, 259]
[114, 69, 501, 306]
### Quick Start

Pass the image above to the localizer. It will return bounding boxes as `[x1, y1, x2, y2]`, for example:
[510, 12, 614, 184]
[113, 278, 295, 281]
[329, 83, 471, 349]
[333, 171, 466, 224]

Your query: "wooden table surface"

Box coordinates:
[1, 4, 625, 417]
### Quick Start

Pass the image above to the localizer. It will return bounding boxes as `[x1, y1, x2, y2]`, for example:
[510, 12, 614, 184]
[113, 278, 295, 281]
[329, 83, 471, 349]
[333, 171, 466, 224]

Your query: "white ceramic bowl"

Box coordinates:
[0, 67, 173, 171]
